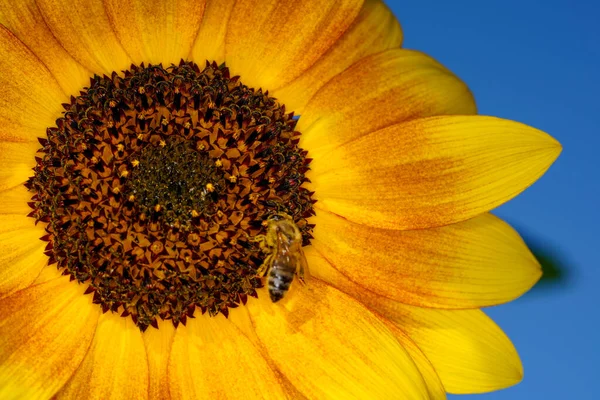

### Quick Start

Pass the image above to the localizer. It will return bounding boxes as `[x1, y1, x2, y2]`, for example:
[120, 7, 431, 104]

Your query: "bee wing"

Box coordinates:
[297, 245, 310, 285]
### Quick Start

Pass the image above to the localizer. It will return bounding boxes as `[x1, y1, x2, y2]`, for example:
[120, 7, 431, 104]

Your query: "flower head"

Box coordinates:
[0, 0, 560, 399]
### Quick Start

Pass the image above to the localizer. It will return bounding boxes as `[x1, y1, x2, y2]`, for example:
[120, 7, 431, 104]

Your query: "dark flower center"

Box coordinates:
[26, 61, 315, 331]
[126, 138, 224, 229]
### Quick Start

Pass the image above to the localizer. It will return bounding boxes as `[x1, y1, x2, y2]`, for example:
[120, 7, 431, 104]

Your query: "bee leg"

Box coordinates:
[256, 254, 272, 278]
[296, 266, 306, 285]
[247, 234, 270, 253]
[247, 233, 265, 243]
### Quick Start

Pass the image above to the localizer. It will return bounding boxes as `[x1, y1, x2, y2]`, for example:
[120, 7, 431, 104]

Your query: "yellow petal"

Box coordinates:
[299, 49, 476, 156]
[143, 318, 176, 400]
[36, 0, 131, 75]
[1, 185, 32, 216]
[247, 279, 430, 399]
[0, 26, 66, 142]
[105, 0, 206, 66]
[272, 0, 403, 113]
[168, 313, 288, 399]
[225, 0, 363, 91]
[0, 215, 46, 299]
[310, 253, 524, 394]
[0, 141, 39, 191]
[312, 211, 541, 308]
[57, 313, 149, 400]
[385, 323, 446, 400]
[31, 265, 63, 286]
[311, 116, 561, 230]
[189, 0, 235, 64]
[386, 305, 524, 394]
[0, 0, 91, 96]
[0, 270, 100, 399]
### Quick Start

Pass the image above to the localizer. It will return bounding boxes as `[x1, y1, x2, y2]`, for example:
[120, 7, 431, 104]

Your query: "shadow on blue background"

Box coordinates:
[385, 0, 599, 398]
[519, 228, 572, 288]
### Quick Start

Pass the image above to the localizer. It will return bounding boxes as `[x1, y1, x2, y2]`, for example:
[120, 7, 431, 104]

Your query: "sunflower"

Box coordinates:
[0, 0, 560, 399]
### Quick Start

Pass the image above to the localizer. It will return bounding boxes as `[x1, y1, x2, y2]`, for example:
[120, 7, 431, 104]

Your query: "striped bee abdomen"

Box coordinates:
[268, 266, 295, 302]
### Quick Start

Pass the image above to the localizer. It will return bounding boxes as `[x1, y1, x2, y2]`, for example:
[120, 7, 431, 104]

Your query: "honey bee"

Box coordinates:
[252, 213, 309, 302]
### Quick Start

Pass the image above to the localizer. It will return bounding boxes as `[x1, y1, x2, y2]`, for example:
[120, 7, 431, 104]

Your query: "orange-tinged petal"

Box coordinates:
[105, 0, 206, 66]
[225, 0, 363, 91]
[0, 26, 65, 142]
[0, 215, 46, 299]
[0, 141, 39, 191]
[36, 0, 131, 75]
[189, 0, 235, 64]
[299, 49, 476, 156]
[0, 270, 100, 399]
[57, 312, 149, 400]
[168, 313, 288, 400]
[0, 0, 90, 96]
[385, 323, 446, 400]
[272, 0, 403, 113]
[310, 116, 561, 230]
[312, 210, 541, 308]
[247, 279, 430, 399]
[310, 253, 524, 394]
[143, 318, 176, 400]
[225, 307, 308, 399]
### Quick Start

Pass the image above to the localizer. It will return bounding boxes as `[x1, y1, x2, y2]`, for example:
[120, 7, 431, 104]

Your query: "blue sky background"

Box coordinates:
[385, 1, 599, 398]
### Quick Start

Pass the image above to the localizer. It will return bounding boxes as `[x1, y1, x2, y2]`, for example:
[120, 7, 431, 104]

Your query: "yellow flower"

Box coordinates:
[0, 0, 560, 399]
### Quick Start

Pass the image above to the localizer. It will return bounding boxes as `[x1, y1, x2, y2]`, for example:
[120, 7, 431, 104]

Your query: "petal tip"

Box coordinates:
[500, 356, 525, 392]
[519, 245, 544, 295]
[535, 130, 562, 158]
